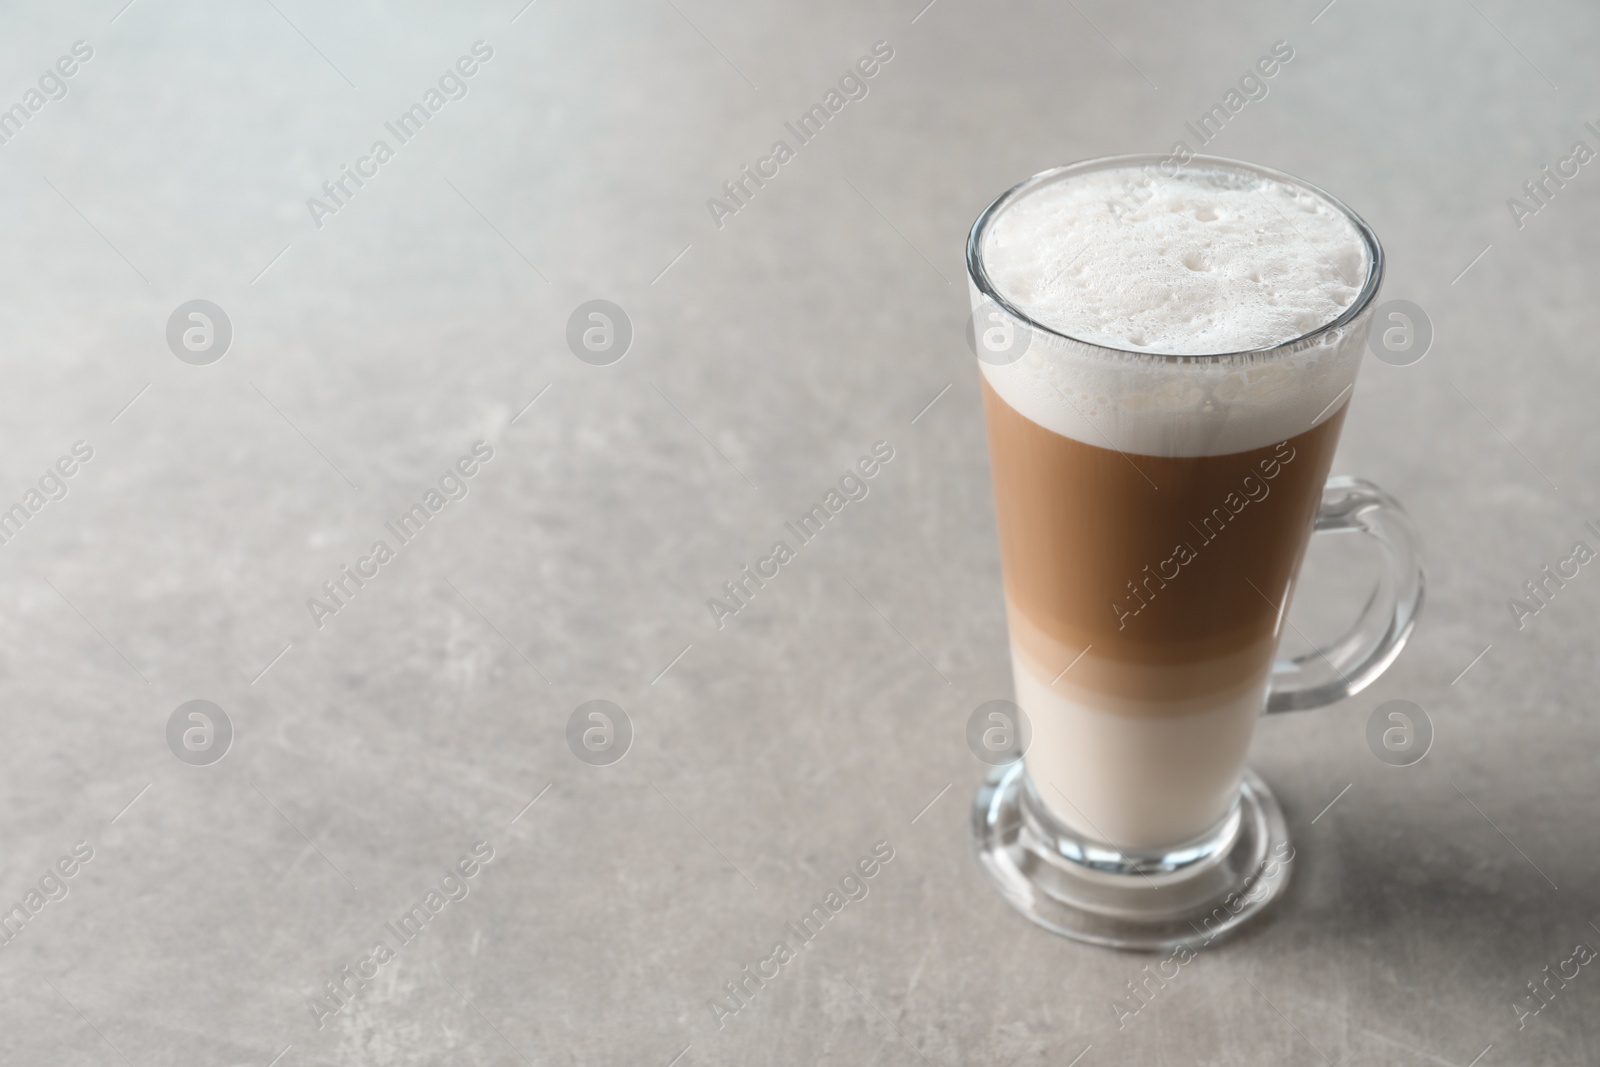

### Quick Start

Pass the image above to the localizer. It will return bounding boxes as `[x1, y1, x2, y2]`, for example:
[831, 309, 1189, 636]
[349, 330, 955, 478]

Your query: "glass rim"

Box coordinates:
[965, 153, 1386, 362]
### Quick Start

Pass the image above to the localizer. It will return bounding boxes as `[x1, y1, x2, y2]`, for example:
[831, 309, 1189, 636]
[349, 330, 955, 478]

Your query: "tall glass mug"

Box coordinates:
[965, 156, 1423, 949]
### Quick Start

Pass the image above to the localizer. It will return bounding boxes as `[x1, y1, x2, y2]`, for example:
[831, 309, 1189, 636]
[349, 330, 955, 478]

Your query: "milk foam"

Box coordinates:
[986, 165, 1366, 355]
[973, 162, 1376, 457]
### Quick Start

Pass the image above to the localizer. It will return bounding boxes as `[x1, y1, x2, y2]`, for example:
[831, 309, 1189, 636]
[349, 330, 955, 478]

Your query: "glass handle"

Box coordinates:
[1265, 476, 1425, 714]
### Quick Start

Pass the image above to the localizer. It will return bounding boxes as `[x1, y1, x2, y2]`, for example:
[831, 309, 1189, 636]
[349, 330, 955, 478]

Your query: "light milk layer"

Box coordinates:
[1014, 649, 1267, 848]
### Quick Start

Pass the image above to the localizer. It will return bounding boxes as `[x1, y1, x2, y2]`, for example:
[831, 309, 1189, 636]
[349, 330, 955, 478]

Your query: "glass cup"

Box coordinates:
[965, 155, 1424, 950]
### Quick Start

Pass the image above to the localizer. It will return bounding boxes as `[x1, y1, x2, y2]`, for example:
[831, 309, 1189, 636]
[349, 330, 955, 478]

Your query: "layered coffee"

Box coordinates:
[974, 163, 1372, 849]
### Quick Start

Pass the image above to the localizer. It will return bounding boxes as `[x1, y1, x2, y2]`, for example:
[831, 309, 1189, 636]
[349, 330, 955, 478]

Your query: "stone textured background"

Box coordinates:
[0, 1, 1595, 1064]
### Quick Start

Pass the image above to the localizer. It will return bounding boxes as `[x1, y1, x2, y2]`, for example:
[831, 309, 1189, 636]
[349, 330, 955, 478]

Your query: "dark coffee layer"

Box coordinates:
[981, 376, 1345, 705]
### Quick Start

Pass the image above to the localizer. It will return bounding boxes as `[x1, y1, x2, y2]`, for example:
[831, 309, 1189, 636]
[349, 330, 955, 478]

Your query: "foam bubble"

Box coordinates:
[984, 165, 1367, 355]
[973, 162, 1376, 456]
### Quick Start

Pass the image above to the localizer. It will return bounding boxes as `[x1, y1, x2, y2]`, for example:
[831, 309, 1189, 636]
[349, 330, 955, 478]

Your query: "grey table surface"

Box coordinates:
[0, 1, 1596, 1064]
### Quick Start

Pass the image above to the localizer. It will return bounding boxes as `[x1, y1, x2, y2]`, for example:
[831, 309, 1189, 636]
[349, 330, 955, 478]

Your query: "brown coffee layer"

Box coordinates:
[981, 377, 1345, 706]
[1004, 597, 1278, 712]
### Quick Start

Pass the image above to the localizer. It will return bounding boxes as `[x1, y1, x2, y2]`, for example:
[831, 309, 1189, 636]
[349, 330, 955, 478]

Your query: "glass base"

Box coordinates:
[971, 761, 1293, 951]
